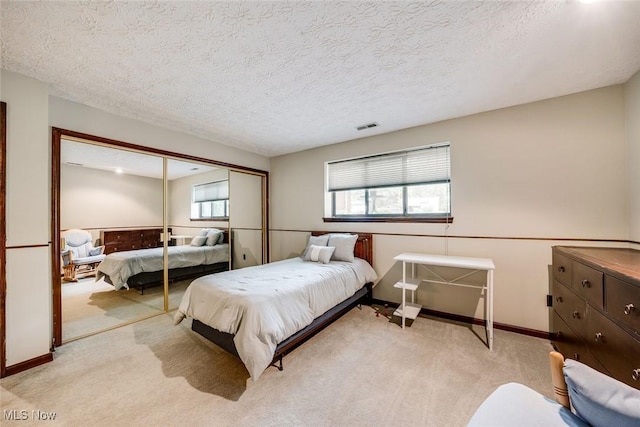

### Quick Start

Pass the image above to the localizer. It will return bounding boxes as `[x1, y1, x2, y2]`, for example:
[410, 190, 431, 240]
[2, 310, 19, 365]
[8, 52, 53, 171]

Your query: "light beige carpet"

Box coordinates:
[2, 307, 554, 426]
[62, 277, 190, 342]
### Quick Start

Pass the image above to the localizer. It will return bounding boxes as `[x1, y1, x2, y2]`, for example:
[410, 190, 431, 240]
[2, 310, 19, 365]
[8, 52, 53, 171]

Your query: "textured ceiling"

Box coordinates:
[2, 1, 640, 157]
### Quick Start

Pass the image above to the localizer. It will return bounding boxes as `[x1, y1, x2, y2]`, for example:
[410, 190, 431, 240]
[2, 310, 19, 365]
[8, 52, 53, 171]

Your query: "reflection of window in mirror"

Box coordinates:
[191, 180, 229, 220]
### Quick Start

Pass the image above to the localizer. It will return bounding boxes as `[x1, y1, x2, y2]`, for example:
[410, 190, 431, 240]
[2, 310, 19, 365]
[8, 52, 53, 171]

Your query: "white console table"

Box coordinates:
[393, 252, 496, 350]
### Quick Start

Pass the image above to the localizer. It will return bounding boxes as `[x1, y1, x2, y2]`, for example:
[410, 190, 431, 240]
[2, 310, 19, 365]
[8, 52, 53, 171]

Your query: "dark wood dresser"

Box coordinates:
[551, 246, 640, 389]
[101, 228, 172, 254]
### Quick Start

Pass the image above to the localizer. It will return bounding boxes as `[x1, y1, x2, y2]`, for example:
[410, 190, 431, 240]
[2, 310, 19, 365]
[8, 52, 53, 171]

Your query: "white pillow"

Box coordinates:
[190, 235, 207, 246]
[205, 230, 223, 246]
[302, 234, 330, 257]
[304, 245, 335, 264]
[199, 228, 211, 237]
[327, 233, 358, 262]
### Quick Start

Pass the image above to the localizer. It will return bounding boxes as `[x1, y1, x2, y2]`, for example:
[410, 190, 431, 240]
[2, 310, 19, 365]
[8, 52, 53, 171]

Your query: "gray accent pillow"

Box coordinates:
[302, 234, 330, 257]
[564, 359, 640, 427]
[205, 230, 222, 246]
[303, 245, 335, 264]
[89, 247, 103, 256]
[327, 233, 358, 262]
[190, 235, 207, 247]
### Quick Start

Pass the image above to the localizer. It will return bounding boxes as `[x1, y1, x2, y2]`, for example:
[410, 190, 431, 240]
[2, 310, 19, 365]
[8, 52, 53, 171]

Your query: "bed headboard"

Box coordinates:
[311, 231, 374, 267]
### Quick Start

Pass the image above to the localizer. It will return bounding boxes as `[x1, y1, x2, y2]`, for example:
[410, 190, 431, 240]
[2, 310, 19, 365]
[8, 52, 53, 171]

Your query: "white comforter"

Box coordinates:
[174, 257, 377, 380]
[97, 244, 229, 290]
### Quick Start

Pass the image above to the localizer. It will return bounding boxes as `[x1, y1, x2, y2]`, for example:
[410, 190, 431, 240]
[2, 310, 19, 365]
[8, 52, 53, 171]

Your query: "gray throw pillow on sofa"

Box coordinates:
[564, 359, 640, 427]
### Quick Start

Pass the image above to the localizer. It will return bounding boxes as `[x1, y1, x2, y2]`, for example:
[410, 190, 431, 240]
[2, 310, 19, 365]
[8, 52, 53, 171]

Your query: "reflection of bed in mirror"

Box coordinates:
[175, 232, 376, 380]
[97, 230, 230, 293]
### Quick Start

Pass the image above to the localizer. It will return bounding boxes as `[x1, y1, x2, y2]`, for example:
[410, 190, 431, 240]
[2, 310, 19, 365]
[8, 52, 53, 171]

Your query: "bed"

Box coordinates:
[174, 232, 376, 380]
[96, 230, 230, 293]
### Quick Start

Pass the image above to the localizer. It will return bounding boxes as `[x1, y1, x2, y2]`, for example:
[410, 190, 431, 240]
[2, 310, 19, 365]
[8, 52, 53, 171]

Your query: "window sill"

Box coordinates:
[190, 217, 229, 222]
[323, 216, 454, 224]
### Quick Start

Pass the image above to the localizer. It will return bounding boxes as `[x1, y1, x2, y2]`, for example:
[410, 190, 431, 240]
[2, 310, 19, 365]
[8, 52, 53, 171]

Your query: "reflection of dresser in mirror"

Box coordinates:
[101, 227, 173, 254]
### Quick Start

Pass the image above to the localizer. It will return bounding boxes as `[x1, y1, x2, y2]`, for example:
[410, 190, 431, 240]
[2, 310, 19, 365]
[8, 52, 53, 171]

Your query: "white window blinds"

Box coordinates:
[193, 180, 229, 203]
[327, 144, 450, 192]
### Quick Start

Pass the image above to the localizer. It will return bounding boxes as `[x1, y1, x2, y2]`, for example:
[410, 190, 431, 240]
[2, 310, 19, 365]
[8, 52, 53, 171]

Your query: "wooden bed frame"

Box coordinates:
[191, 232, 374, 372]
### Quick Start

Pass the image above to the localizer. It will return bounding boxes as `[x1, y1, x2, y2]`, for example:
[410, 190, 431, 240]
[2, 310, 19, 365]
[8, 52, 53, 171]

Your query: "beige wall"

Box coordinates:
[61, 164, 164, 234]
[1, 70, 51, 365]
[269, 85, 630, 332]
[625, 70, 640, 245]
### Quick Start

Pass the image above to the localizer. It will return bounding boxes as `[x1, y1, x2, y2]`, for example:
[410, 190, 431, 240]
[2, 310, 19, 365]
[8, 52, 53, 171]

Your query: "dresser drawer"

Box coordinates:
[103, 232, 132, 244]
[573, 261, 604, 310]
[553, 280, 587, 339]
[605, 275, 640, 335]
[552, 253, 572, 286]
[586, 307, 640, 389]
[553, 312, 606, 372]
[107, 245, 127, 253]
[111, 243, 139, 250]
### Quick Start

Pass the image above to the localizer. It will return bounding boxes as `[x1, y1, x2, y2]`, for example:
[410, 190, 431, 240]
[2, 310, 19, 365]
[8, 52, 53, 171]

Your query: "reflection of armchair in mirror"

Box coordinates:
[61, 229, 106, 282]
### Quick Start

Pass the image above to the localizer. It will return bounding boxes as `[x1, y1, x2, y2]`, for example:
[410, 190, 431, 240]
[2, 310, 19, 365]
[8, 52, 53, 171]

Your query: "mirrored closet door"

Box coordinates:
[52, 128, 269, 347]
[229, 171, 266, 269]
[60, 140, 166, 342]
[166, 159, 231, 311]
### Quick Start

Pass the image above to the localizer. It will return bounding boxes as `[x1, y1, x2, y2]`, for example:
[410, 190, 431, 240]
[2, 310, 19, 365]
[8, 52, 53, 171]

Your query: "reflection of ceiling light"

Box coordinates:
[115, 168, 123, 174]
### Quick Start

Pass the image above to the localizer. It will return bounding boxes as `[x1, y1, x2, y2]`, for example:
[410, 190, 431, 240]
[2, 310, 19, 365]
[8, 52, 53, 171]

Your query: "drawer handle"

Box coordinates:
[581, 279, 590, 288]
[572, 311, 580, 319]
[624, 304, 635, 315]
[558, 266, 565, 273]
[594, 332, 603, 342]
[555, 296, 563, 303]
[633, 369, 640, 381]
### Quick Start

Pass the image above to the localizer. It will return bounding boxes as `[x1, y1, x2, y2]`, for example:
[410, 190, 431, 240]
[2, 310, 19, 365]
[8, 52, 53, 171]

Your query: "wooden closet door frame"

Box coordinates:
[1, 102, 7, 377]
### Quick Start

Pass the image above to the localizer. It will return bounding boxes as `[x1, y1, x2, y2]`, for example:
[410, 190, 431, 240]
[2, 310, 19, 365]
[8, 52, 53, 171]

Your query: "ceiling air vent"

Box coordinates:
[356, 122, 379, 131]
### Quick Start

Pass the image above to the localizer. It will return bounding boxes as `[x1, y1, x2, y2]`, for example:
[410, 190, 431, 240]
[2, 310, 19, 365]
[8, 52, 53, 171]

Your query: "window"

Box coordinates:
[326, 144, 451, 222]
[191, 180, 229, 220]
